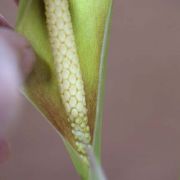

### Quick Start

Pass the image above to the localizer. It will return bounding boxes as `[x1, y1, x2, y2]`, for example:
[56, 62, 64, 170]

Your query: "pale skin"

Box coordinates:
[0, 27, 35, 163]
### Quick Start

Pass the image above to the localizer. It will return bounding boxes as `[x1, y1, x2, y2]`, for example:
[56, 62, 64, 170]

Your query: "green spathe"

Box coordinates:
[16, 0, 112, 179]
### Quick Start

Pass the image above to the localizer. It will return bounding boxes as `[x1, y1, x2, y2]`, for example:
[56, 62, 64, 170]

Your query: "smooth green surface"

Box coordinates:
[93, 0, 112, 163]
[16, 0, 112, 179]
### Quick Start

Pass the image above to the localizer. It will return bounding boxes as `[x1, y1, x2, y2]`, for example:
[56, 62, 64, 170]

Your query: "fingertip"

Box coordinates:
[0, 28, 35, 78]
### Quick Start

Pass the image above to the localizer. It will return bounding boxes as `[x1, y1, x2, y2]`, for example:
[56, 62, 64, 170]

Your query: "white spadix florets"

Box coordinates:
[44, 0, 91, 156]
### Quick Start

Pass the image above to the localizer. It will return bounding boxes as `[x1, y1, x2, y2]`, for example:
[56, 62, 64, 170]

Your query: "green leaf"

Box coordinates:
[16, 0, 112, 179]
[93, 1, 112, 162]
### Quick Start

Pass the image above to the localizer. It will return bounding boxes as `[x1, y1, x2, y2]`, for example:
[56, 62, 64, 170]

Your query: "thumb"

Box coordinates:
[0, 28, 35, 163]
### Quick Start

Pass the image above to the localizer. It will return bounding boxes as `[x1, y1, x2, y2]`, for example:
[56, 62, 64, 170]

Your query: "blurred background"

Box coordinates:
[1, 0, 180, 179]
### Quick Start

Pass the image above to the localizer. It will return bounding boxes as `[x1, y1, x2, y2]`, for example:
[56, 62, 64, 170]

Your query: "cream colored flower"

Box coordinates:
[44, 0, 91, 159]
